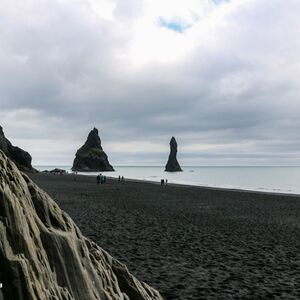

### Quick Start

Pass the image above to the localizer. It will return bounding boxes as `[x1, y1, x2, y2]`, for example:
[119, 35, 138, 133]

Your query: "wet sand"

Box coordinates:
[28, 172, 300, 300]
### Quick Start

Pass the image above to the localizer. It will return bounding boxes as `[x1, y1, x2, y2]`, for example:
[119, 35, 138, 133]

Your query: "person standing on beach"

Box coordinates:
[96, 174, 100, 184]
[121, 176, 124, 182]
[118, 175, 121, 181]
[165, 179, 168, 185]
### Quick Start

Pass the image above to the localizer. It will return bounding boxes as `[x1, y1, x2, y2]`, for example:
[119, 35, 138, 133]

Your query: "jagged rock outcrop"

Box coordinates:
[0, 151, 163, 300]
[0, 126, 33, 172]
[72, 128, 114, 172]
[165, 137, 182, 172]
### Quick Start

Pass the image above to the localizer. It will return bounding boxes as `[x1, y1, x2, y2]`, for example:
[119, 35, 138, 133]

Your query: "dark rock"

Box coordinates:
[165, 137, 182, 172]
[50, 168, 66, 174]
[0, 150, 164, 300]
[72, 127, 114, 172]
[0, 125, 34, 172]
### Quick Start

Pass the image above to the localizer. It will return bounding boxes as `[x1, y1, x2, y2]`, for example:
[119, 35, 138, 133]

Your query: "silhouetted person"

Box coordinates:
[118, 175, 121, 181]
[165, 179, 168, 185]
[121, 176, 124, 181]
[96, 174, 100, 184]
[161, 179, 164, 186]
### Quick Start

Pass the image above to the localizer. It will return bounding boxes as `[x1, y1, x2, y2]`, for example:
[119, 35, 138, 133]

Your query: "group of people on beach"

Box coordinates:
[160, 179, 168, 185]
[96, 174, 169, 185]
[96, 174, 125, 184]
[96, 174, 106, 184]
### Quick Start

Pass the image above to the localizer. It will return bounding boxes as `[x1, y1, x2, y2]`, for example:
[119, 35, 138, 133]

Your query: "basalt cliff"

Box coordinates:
[72, 128, 114, 172]
[0, 150, 163, 300]
[165, 137, 182, 172]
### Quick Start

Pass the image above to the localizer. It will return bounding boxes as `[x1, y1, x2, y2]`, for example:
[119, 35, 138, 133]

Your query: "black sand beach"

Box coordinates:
[28, 172, 300, 300]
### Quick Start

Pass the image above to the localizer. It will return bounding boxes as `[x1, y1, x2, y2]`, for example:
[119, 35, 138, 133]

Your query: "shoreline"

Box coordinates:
[109, 176, 300, 197]
[35, 166, 300, 197]
[60, 172, 300, 198]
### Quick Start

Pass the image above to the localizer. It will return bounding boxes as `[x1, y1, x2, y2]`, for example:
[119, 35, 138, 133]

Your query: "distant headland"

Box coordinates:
[0, 125, 35, 172]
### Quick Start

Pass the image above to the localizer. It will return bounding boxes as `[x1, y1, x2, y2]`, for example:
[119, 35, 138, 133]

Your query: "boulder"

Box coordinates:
[72, 128, 114, 172]
[0, 126, 34, 172]
[0, 150, 163, 300]
[165, 137, 182, 172]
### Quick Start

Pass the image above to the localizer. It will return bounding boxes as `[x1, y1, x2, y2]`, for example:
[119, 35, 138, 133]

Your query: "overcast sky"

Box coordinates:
[1, 0, 300, 166]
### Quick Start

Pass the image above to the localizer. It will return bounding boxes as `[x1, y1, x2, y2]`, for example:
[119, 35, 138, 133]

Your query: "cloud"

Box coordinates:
[0, 0, 300, 166]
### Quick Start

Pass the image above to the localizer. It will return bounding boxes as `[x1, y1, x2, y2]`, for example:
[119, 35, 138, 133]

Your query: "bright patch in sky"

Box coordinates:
[88, 0, 116, 20]
[212, 0, 229, 4]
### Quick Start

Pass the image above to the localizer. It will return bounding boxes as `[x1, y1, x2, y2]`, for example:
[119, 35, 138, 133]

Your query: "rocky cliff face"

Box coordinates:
[72, 128, 114, 172]
[165, 137, 182, 172]
[0, 151, 163, 300]
[0, 126, 33, 171]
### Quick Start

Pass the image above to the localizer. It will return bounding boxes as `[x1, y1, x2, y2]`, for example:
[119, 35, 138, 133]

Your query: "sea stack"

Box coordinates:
[165, 136, 182, 172]
[72, 127, 114, 172]
[0, 150, 163, 300]
[0, 125, 33, 171]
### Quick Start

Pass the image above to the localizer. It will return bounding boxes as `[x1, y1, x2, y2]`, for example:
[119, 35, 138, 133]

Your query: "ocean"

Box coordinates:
[34, 166, 300, 195]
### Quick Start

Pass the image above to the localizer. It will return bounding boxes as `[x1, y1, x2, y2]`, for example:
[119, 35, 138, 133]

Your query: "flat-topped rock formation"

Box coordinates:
[0, 125, 34, 172]
[72, 127, 114, 172]
[0, 150, 163, 300]
[165, 137, 182, 172]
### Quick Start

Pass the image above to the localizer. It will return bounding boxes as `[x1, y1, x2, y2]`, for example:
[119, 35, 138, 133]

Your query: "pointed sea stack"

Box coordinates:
[72, 127, 114, 172]
[0, 150, 163, 300]
[165, 136, 182, 172]
[0, 125, 34, 171]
